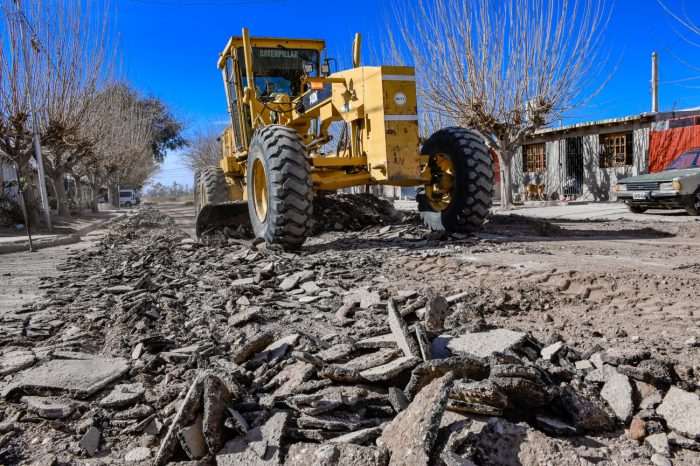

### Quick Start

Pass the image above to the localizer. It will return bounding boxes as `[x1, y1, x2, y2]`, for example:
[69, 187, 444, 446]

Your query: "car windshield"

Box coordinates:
[665, 151, 700, 170]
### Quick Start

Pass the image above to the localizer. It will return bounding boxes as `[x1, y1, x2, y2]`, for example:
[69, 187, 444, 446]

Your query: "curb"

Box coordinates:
[0, 212, 127, 255]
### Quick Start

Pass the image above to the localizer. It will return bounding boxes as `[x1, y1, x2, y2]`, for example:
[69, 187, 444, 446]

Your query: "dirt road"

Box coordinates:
[1, 200, 698, 465]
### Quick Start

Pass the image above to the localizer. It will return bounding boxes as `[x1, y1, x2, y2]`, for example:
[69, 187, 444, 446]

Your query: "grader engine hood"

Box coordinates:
[329, 66, 421, 183]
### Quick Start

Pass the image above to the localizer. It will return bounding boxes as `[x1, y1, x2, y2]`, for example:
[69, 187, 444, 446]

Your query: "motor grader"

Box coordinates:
[195, 28, 493, 250]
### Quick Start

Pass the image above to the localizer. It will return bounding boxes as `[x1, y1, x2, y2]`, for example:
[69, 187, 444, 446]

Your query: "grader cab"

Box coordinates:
[195, 29, 494, 250]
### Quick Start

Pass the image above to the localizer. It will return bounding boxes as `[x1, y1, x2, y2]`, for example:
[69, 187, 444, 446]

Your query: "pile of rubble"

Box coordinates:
[0, 208, 698, 465]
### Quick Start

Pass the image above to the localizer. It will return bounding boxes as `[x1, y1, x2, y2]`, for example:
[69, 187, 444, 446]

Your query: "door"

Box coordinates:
[564, 137, 584, 198]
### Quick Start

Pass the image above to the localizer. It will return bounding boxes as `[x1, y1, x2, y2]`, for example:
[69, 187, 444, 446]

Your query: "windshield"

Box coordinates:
[665, 151, 700, 170]
[237, 47, 320, 98]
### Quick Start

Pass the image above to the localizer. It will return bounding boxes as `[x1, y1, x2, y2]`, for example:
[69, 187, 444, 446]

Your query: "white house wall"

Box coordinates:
[511, 122, 650, 202]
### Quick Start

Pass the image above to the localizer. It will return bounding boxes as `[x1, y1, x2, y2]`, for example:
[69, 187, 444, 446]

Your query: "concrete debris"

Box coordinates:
[656, 386, 700, 440]
[446, 329, 527, 358]
[378, 373, 454, 465]
[3, 207, 699, 465]
[4, 355, 129, 399]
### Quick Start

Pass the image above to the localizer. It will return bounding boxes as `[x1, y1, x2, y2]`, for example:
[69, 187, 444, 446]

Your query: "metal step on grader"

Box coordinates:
[195, 28, 494, 250]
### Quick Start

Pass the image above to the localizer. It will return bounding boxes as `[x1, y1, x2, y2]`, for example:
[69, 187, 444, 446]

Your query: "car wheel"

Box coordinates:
[686, 188, 700, 216]
[628, 205, 647, 214]
[125, 201, 132, 208]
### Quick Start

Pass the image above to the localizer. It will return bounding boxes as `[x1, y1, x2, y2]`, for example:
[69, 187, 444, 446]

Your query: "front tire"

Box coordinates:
[686, 188, 700, 216]
[125, 201, 132, 208]
[247, 125, 313, 250]
[628, 205, 647, 214]
[417, 127, 493, 232]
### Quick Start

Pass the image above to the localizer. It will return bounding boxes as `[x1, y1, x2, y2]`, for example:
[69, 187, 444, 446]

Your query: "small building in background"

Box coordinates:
[511, 107, 700, 202]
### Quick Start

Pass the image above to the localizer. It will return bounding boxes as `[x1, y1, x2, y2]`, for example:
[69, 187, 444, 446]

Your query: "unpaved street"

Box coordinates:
[0, 198, 699, 465]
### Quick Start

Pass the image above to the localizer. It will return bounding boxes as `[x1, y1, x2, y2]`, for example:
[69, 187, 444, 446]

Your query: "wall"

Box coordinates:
[512, 122, 649, 202]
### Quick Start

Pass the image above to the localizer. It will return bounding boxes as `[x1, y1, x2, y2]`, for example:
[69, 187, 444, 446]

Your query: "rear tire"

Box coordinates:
[125, 201, 132, 208]
[417, 127, 493, 232]
[197, 167, 229, 213]
[628, 205, 647, 214]
[686, 188, 700, 216]
[247, 125, 313, 250]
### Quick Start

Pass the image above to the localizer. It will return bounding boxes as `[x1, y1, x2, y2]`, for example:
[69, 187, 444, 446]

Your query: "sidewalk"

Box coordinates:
[0, 209, 127, 254]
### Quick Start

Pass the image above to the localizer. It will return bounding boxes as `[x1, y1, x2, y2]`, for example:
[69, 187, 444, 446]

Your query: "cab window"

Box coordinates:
[236, 47, 319, 98]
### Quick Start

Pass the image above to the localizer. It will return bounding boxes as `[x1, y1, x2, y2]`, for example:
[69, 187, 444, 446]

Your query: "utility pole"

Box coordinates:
[651, 51, 659, 113]
[15, 0, 52, 229]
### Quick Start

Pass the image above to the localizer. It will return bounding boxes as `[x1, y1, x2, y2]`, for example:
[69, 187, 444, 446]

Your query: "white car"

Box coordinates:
[119, 189, 140, 208]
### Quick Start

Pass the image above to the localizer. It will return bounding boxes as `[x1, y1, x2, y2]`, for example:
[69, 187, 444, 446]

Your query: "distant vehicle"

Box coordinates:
[119, 189, 140, 208]
[96, 193, 108, 203]
[615, 148, 700, 215]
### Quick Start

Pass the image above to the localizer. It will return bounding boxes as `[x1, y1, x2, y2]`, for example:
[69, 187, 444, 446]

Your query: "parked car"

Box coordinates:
[615, 148, 700, 215]
[119, 189, 140, 208]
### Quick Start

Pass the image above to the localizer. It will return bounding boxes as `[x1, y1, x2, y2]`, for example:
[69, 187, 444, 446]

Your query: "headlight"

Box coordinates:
[615, 184, 626, 192]
[659, 180, 682, 191]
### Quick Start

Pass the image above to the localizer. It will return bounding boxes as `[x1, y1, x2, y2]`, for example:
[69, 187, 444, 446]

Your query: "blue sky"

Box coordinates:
[112, 0, 700, 188]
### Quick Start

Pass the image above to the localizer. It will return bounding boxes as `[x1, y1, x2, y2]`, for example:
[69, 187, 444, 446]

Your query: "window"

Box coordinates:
[523, 143, 546, 173]
[599, 132, 633, 168]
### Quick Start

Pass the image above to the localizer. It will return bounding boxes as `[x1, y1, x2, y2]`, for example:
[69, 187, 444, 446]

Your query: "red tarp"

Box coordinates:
[491, 150, 501, 183]
[649, 117, 700, 173]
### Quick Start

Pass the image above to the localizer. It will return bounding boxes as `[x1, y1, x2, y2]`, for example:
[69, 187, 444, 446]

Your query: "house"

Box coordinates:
[511, 108, 700, 202]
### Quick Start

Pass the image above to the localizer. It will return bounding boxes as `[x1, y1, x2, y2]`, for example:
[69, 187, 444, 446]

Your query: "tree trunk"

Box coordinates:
[74, 181, 84, 214]
[89, 183, 99, 213]
[499, 150, 514, 210]
[52, 173, 71, 217]
[108, 185, 119, 208]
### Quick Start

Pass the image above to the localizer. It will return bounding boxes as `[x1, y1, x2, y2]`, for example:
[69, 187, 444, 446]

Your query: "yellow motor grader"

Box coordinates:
[195, 28, 493, 250]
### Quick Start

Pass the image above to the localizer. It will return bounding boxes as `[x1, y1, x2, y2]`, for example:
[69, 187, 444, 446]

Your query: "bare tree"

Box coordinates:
[180, 123, 225, 173]
[391, 0, 611, 208]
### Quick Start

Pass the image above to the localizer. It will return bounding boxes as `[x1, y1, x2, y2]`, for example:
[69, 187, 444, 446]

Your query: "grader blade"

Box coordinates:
[195, 202, 251, 238]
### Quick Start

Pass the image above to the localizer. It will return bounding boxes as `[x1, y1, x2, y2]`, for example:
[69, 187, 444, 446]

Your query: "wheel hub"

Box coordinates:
[424, 154, 454, 212]
[252, 158, 268, 222]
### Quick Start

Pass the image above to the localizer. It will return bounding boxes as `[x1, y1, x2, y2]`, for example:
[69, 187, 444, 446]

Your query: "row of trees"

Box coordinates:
[145, 181, 193, 200]
[0, 0, 185, 222]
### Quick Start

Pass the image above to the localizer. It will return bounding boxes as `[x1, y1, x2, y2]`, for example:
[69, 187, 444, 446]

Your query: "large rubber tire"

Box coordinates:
[417, 127, 493, 232]
[247, 125, 313, 250]
[686, 188, 700, 216]
[628, 205, 647, 214]
[196, 167, 228, 213]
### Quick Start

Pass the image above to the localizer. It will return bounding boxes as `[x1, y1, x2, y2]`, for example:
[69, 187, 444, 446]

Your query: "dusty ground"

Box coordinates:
[0, 200, 698, 465]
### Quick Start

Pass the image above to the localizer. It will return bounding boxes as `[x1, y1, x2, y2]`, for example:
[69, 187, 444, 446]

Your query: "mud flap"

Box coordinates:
[195, 202, 251, 238]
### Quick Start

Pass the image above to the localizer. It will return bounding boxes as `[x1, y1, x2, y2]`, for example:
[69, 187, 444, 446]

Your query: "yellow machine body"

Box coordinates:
[215, 30, 430, 200]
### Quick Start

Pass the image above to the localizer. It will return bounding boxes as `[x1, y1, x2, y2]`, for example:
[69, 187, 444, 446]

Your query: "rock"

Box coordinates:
[232, 332, 274, 364]
[600, 371, 634, 422]
[333, 348, 401, 372]
[446, 329, 526, 358]
[178, 413, 207, 459]
[541, 341, 564, 361]
[99, 383, 145, 408]
[601, 348, 650, 366]
[441, 451, 477, 466]
[445, 399, 502, 416]
[423, 292, 449, 332]
[490, 377, 555, 409]
[534, 415, 577, 436]
[414, 324, 432, 361]
[404, 356, 489, 399]
[4, 355, 129, 399]
[154, 374, 206, 466]
[356, 334, 398, 349]
[650, 453, 672, 466]
[329, 426, 383, 445]
[0, 349, 36, 376]
[489, 364, 539, 380]
[639, 391, 663, 411]
[22, 396, 75, 419]
[125, 446, 151, 462]
[386, 299, 420, 358]
[360, 356, 421, 382]
[575, 360, 593, 371]
[629, 418, 647, 440]
[656, 386, 700, 440]
[558, 384, 615, 431]
[667, 431, 700, 451]
[617, 359, 674, 386]
[378, 372, 454, 465]
[388, 386, 409, 413]
[79, 426, 101, 457]
[450, 380, 508, 410]
[285, 442, 389, 466]
[645, 433, 670, 456]
[203, 375, 239, 453]
[272, 362, 316, 395]
[216, 412, 288, 465]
